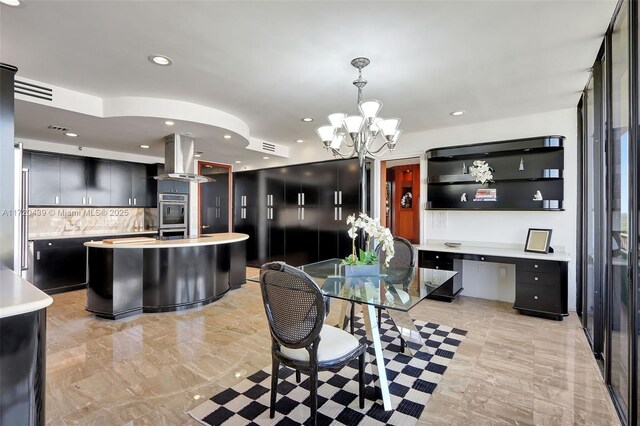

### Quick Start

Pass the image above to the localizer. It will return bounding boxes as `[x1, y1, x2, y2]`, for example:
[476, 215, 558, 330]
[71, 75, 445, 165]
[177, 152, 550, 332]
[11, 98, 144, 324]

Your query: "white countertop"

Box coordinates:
[29, 230, 158, 241]
[415, 240, 571, 262]
[84, 232, 249, 249]
[0, 269, 53, 319]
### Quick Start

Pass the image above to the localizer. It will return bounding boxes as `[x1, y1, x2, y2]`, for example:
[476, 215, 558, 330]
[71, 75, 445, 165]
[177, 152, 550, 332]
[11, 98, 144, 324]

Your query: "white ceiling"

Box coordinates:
[0, 0, 616, 164]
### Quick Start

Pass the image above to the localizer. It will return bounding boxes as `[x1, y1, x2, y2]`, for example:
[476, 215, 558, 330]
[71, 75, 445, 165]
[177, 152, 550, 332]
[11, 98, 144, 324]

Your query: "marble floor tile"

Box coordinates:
[43, 276, 620, 425]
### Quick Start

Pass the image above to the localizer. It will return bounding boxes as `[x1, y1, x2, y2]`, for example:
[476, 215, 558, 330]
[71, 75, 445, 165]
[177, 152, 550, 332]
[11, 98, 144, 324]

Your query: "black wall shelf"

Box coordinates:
[426, 135, 565, 211]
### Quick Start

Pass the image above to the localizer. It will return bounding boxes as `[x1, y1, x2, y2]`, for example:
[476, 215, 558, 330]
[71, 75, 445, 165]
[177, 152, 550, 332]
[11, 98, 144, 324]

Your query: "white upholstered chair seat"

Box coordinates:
[280, 324, 360, 362]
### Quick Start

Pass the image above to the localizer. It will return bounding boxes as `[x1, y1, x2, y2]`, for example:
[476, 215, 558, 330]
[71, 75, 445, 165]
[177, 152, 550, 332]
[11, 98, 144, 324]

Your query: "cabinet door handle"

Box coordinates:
[302, 193, 305, 206]
[339, 191, 342, 205]
[89, 197, 92, 205]
[134, 198, 137, 206]
[36, 251, 41, 261]
[334, 207, 337, 220]
[55, 195, 59, 204]
[481, 257, 485, 261]
[301, 207, 304, 220]
[435, 255, 439, 259]
[82, 197, 86, 205]
[297, 207, 300, 220]
[338, 207, 342, 220]
[534, 295, 539, 300]
[534, 264, 539, 268]
[334, 191, 338, 204]
[534, 277, 539, 281]
[47, 242, 52, 246]
[298, 193, 301, 206]
[128, 198, 132, 206]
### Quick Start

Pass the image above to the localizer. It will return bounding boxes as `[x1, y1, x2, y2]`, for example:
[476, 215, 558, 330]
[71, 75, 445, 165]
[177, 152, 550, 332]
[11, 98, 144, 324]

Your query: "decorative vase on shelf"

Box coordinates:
[343, 263, 381, 278]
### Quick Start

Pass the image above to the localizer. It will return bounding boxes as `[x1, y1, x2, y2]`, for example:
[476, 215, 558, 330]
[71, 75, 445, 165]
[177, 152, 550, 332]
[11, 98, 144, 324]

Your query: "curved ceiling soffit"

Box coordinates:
[14, 77, 251, 143]
[101, 97, 251, 142]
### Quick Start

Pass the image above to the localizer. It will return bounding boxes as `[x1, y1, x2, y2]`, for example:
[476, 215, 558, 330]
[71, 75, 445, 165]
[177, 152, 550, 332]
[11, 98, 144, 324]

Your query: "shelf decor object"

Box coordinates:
[524, 228, 553, 253]
[469, 160, 494, 185]
[316, 57, 402, 216]
[426, 135, 564, 211]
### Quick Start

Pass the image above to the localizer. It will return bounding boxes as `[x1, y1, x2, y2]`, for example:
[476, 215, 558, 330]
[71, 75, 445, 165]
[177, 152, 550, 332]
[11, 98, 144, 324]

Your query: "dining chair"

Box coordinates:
[259, 261, 367, 425]
[348, 236, 416, 347]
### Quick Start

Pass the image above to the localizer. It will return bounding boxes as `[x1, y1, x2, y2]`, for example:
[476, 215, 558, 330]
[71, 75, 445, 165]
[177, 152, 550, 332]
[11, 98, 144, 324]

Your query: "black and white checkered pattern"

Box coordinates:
[189, 314, 467, 426]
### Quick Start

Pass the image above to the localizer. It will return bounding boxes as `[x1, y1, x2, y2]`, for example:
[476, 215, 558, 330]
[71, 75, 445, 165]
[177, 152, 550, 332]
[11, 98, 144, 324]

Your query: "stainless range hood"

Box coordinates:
[154, 134, 212, 183]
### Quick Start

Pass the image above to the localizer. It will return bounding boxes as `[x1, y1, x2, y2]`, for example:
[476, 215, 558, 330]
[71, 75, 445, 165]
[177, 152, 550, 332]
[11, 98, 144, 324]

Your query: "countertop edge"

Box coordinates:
[84, 233, 249, 249]
[0, 270, 54, 319]
[29, 230, 158, 241]
[414, 243, 571, 262]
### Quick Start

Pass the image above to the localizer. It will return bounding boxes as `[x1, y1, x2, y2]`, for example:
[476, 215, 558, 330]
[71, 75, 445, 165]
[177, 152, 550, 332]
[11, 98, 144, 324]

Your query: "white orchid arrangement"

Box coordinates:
[344, 213, 395, 267]
[469, 160, 494, 185]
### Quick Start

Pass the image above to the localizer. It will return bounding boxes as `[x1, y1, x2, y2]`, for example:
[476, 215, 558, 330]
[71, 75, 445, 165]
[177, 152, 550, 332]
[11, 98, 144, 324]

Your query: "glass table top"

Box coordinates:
[249, 259, 457, 312]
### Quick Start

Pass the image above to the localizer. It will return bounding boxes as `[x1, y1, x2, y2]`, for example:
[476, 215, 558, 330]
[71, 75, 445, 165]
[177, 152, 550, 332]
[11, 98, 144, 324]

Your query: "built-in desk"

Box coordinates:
[415, 241, 571, 320]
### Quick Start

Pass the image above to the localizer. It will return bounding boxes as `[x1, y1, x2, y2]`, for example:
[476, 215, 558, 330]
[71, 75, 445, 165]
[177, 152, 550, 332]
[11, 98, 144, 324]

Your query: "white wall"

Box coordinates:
[388, 107, 579, 309]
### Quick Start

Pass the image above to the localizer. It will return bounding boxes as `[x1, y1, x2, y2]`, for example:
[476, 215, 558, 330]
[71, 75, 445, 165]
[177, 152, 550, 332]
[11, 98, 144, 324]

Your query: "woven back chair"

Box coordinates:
[377, 236, 417, 289]
[260, 262, 367, 425]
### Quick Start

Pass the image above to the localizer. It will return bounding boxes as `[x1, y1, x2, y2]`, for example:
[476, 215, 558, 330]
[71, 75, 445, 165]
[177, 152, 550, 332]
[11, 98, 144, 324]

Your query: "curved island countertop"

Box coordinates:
[85, 233, 249, 319]
[84, 232, 249, 249]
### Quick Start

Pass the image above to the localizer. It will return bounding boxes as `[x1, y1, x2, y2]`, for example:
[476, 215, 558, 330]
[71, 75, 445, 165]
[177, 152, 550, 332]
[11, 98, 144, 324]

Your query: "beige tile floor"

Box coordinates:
[45, 269, 620, 425]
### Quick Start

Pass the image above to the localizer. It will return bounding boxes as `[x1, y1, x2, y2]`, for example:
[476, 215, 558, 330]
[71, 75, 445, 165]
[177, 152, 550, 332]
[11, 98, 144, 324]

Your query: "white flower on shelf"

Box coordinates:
[469, 160, 494, 185]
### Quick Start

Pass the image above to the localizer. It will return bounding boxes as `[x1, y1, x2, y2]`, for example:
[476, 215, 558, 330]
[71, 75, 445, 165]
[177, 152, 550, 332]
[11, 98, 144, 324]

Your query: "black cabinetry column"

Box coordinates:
[0, 63, 18, 270]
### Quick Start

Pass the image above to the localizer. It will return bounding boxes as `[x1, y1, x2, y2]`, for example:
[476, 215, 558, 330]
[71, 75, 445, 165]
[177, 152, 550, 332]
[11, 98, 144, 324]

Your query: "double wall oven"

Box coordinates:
[158, 193, 188, 239]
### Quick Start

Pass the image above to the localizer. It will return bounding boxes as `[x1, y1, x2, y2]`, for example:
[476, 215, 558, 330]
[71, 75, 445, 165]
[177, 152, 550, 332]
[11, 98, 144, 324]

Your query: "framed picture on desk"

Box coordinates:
[524, 228, 552, 253]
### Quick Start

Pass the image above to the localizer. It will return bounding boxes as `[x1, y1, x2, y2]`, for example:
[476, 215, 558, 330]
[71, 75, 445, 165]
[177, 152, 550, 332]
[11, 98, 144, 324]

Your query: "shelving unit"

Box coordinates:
[426, 135, 564, 211]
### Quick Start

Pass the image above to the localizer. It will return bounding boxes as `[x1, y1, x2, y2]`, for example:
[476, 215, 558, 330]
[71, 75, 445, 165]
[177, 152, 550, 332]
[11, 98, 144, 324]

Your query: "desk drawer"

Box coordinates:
[420, 259, 453, 270]
[514, 259, 560, 274]
[516, 270, 560, 287]
[514, 283, 561, 314]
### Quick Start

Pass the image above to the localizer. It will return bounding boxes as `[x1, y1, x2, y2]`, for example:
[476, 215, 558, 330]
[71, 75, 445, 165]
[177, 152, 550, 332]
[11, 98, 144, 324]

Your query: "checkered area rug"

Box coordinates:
[188, 313, 467, 425]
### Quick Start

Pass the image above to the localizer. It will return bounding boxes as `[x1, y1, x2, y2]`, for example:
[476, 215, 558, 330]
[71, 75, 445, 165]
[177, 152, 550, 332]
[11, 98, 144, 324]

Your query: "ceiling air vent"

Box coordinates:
[246, 138, 290, 158]
[14, 79, 53, 101]
[262, 142, 276, 153]
[47, 125, 69, 132]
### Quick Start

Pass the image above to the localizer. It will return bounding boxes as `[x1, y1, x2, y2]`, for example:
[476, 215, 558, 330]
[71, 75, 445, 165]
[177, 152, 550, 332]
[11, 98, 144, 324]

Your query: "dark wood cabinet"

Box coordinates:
[110, 162, 133, 206]
[32, 238, 88, 293]
[85, 158, 111, 206]
[60, 156, 87, 205]
[29, 152, 61, 205]
[234, 158, 363, 267]
[263, 167, 286, 264]
[233, 170, 260, 265]
[418, 248, 568, 320]
[284, 164, 319, 266]
[25, 151, 158, 207]
[132, 164, 148, 206]
[158, 179, 189, 194]
[426, 135, 565, 211]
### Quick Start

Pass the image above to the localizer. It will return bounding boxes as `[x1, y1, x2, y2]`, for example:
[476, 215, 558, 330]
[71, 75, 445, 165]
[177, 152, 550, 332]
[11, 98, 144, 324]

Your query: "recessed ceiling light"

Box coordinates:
[140, 144, 150, 149]
[450, 110, 465, 116]
[0, 0, 21, 6]
[301, 117, 314, 122]
[296, 139, 304, 143]
[224, 134, 232, 139]
[235, 160, 242, 164]
[148, 54, 173, 66]
[65, 132, 78, 138]
[164, 120, 174, 126]
[263, 156, 270, 160]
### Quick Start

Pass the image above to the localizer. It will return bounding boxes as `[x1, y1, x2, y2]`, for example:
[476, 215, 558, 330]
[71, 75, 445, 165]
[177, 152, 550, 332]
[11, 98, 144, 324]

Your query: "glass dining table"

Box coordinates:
[251, 258, 457, 411]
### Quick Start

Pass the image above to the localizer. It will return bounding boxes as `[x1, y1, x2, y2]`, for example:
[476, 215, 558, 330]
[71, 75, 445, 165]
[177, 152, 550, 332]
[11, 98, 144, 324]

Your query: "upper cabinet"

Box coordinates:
[25, 151, 156, 207]
[426, 135, 564, 211]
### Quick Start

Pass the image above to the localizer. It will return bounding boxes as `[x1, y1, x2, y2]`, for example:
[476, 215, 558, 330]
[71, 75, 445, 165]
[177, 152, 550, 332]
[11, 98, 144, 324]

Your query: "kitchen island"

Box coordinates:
[85, 233, 249, 319]
[0, 270, 53, 426]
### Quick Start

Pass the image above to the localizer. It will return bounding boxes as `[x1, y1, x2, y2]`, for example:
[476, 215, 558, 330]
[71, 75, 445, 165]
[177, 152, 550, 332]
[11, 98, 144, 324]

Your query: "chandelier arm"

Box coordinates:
[329, 146, 357, 159]
[366, 140, 393, 156]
